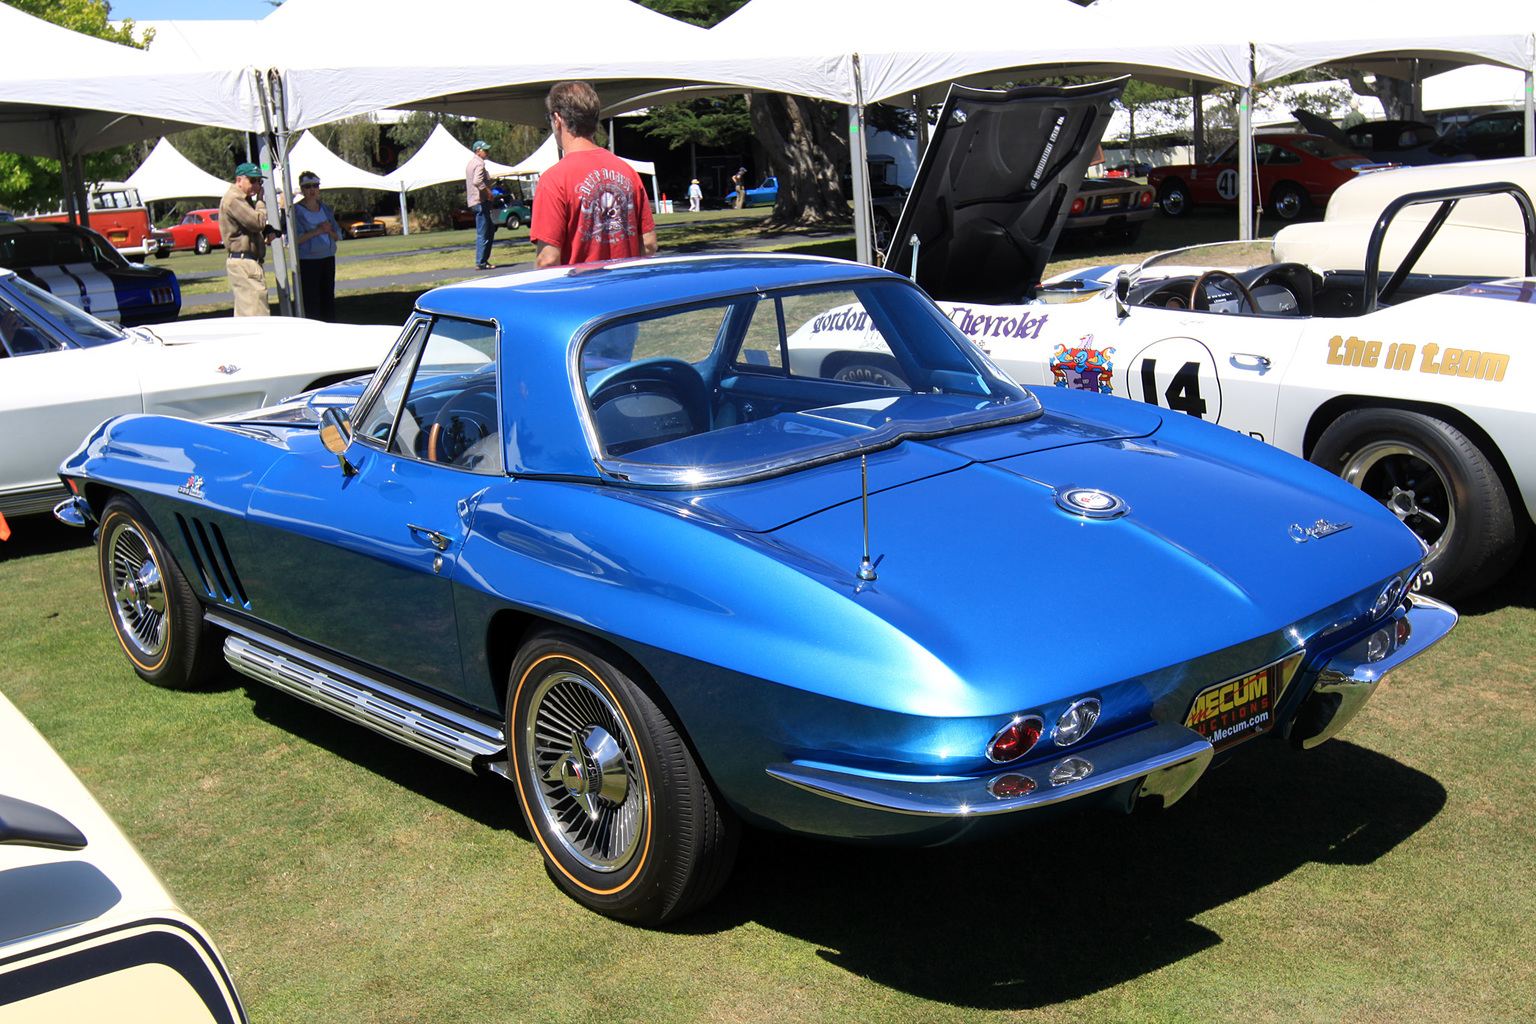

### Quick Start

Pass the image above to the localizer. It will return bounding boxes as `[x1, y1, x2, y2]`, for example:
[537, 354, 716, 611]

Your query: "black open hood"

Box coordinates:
[884, 78, 1127, 304]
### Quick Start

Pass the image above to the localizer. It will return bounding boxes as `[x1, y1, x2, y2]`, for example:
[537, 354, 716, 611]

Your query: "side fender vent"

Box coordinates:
[176, 513, 250, 608]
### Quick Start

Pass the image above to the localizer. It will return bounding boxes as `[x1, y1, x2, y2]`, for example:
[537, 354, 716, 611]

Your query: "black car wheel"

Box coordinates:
[1310, 408, 1521, 599]
[824, 353, 909, 389]
[195, 235, 211, 255]
[1269, 182, 1311, 222]
[505, 213, 522, 231]
[98, 496, 219, 688]
[1157, 179, 1191, 217]
[872, 208, 896, 259]
[508, 630, 739, 925]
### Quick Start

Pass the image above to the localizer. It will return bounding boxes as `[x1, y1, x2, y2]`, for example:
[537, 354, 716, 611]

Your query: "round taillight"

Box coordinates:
[1070, 197, 1086, 215]
[987, 715, 1044, 763]
[1054, 698, 1101, 747]
[1139, 190, 1154, 208]
[988, 773, 1037, 799]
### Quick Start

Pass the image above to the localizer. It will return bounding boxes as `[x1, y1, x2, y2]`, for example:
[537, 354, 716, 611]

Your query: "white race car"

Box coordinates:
[1, 267, 397, 522]
[0, 689, 247, 1019]
[810, 89, 1534, 600]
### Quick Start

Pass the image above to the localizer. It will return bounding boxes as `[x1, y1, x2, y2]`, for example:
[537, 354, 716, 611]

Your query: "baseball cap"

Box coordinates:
[235, 162, 264, 180]
[472, 140, 490, 151]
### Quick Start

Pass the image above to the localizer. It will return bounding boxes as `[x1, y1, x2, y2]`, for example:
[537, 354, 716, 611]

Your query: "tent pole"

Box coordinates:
[259, 69, 300, 318]
[1239, 47, 1254, 242]
[850, 53, 872, 266]
[399, 186, 410, 236]
[1526, 69, 1534, 158]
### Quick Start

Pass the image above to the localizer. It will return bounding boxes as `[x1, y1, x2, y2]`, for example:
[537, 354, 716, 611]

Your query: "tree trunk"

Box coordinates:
[748, 92, 851, 229]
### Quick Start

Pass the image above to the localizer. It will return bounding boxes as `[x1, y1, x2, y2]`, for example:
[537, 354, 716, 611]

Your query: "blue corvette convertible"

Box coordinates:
[57, 253, 1455, 924]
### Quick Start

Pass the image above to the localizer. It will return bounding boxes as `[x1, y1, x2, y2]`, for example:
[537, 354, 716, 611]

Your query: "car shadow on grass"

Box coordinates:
[687, 736, 1444, 1009]
[0, 511, 94, 561]
[230, 678, 531, 842]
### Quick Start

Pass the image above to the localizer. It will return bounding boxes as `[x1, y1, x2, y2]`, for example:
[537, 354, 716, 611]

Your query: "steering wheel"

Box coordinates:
[427, 383, 498, 465]
[1189, 269, 1259, 314]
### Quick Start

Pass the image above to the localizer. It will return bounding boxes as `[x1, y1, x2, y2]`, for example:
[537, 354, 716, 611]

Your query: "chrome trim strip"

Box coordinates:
[212, 618, 505, 773]
[767, 721, 1212, 817]
[1297, 593, 1458, 749]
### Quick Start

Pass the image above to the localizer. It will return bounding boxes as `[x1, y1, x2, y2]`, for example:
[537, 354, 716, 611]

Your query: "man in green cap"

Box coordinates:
[219, 162, 281, 316]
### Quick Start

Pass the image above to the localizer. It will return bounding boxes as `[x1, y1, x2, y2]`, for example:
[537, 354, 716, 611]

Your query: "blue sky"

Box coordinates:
[113, 0, 279, 20]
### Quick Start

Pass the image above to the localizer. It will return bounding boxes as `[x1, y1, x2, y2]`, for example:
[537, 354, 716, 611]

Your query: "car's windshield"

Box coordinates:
[579, 278, 1038, 487]
[1137, 240, 1280, 282]
[0, 228, 119, 269]
[5, 274, 125, 347]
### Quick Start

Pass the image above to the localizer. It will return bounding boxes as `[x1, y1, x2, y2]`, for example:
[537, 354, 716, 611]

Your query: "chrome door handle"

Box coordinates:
[407, 524, 451, 551]
[1229, 353, 1272, 374]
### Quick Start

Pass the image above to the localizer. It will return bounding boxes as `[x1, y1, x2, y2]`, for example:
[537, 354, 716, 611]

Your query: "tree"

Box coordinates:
[637, 96, 752, 151]
[0, 0, 153, 212]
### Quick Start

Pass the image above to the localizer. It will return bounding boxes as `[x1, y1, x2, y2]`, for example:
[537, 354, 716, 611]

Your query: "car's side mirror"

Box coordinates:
[1115, 270, 1132, 321]
[319, 407, 358, 476]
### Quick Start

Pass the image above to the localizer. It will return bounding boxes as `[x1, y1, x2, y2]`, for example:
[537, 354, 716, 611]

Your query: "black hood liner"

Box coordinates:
[884, 78, 1127, 304]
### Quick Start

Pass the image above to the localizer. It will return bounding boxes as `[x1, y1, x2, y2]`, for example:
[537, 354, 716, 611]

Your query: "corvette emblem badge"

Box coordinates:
[1289, 518, 1351, 543]
[177, 475, 205, 500]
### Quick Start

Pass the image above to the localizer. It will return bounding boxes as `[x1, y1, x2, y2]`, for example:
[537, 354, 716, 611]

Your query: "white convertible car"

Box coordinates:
[1, 267, 396, 522]
[808, 89, 1534, 601]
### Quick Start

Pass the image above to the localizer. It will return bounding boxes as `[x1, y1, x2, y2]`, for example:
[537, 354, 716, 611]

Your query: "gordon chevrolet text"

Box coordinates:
[1327, 336, 1509, 381]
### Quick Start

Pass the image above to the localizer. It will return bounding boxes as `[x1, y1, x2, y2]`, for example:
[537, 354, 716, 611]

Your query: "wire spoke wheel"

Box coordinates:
[525, 669, 644, 872]
[97, 497, 218, 688]
[508, 632, 740, 924]
[104, 517, 169, 659]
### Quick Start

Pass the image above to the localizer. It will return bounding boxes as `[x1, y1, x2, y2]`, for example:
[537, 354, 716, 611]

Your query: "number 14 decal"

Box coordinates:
[1140, 359, 1208, 417]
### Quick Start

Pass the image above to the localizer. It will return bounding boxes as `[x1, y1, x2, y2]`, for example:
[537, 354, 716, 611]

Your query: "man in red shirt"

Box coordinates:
[532, 81, 658, 268]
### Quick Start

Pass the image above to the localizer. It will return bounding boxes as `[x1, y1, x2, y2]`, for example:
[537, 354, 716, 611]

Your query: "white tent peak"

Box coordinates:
[390, 124, 518, 191]
[287, 132, 394, 192]
[125, 137, 234, 202]
[508, 134, 656, 180]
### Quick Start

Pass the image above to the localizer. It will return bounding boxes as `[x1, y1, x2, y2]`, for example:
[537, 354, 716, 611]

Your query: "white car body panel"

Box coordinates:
[0, 692, 245, 1022]
[1273, 157, 1536, 276]
[0, 283, 399, 518]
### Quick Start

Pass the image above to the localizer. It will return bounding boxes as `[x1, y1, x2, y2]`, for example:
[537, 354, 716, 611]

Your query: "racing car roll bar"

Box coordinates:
[1363, 181, 1536, 314]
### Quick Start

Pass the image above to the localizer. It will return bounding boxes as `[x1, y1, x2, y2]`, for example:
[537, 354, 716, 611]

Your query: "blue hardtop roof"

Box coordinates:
[413, 253, 899, 331]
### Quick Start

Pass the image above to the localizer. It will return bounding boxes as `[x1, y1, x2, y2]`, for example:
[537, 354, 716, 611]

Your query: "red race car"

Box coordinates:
[1148, 133, 1376, 221]
[161, 208, 222, 255]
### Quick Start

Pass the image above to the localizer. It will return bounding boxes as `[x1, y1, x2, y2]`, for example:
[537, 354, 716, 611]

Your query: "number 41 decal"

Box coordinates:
[1140, 359, 1208, 417]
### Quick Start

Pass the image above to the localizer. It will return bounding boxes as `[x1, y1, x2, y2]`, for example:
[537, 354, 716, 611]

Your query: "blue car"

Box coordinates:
[56, 253, 1455, 924]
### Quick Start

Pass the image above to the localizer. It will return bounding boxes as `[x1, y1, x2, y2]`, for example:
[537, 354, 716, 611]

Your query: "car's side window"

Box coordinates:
[734, 297, 785, 373]
[0, 297, 61, 357]
[781, 289, 907, 389]
[353, 317, 502, 473]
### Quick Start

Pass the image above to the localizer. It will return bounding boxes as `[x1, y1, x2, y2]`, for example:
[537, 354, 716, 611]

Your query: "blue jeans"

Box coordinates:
[474, 205, 496, 265]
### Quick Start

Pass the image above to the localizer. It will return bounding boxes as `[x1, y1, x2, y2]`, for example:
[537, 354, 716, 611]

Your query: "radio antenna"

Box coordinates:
[858, 454, 877, 582]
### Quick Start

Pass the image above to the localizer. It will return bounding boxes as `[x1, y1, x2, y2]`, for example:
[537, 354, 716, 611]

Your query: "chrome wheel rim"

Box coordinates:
[524, 669, 643, 873]
[1338, 439, 1455, 558]
[105, 520, 168, 657]
[1274, 190, 1303, 219]
[1161, 188, 1186, 215]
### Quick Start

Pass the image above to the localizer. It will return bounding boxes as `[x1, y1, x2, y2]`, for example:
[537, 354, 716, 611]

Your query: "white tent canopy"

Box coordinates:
[249, 0, 846, 131]
[0, 4, 258, 158]
[287, 131, 396, 192]
[508, 134, 656, 179]
[124, 138, 233, 202]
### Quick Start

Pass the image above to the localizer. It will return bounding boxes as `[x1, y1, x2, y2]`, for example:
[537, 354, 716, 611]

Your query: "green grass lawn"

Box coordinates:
[6, 210, 1534, 1021]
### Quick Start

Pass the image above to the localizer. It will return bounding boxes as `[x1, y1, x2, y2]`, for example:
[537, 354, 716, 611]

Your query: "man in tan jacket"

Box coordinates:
[219, 162, 281, 316]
